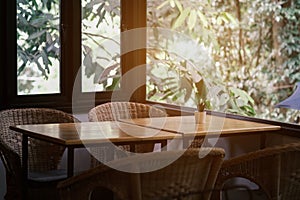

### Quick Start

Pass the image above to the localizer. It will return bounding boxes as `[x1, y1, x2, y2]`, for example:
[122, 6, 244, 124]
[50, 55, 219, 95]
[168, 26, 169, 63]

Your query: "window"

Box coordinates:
[2, 0, 300, 126]
[16, 0, 122, 95]
[17, 0, 60, 95]
[81, 0, 121, 93]
[146, 0, 300, 124]
[2, 0, 145, 112]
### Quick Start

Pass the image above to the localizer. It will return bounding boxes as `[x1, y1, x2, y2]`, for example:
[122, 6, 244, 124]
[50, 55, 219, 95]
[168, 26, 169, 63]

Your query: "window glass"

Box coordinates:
[17, 0, 60, 95]
[81, 0, 121, 92]
[147, 0, 300, 124]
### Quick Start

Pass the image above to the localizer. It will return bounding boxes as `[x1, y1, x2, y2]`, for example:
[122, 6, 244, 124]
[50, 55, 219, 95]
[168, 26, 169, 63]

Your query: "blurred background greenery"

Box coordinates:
[17, 0, 300, 123]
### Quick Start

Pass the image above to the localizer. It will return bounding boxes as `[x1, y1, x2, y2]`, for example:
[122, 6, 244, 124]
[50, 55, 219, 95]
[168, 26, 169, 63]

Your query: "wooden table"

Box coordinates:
[10, 121, 180, 180]
[10, 115, 281, 198]
[119, 115, 282, 148]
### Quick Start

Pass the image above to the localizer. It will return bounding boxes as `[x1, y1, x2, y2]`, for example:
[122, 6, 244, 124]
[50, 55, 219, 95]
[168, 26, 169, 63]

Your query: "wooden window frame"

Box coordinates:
[1, 0, 147, 112]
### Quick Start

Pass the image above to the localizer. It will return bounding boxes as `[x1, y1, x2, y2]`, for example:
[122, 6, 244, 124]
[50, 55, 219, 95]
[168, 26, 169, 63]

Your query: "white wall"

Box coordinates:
[74, 113, 89, 122]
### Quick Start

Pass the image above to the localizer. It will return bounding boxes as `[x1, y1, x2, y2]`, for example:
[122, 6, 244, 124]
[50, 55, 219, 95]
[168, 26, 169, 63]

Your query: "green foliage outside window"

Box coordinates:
[147, 0, 300, 122]
[17, 0, 121, 94]
[16, 0, 300, 122]
[17, 0, 60, 94]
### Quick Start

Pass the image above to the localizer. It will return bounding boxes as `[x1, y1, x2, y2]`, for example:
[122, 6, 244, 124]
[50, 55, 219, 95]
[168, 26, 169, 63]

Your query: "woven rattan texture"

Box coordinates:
[88, 102, 167, 122]
[0, 108, 79, 199]
[0, 108, 78, 171]
[213, 142, 300, 200]
[88, 102, 168, 167]
[58, 148, 225, 200]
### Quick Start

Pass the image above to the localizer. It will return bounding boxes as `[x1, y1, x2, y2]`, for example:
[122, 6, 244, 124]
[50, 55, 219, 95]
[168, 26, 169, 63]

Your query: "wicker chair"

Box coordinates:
[58, 148, 225, 200]
[88, 102, 168, 167]
[88, 102, 167, 122]
[0, 108, 79, 200]
[213, 142, 300, 200]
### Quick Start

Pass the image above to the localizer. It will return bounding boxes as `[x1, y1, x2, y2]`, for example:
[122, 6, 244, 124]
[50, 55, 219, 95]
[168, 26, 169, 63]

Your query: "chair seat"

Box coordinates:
[29, 169, 68, 182]
[27, 169, 85, 200]
[29, 169, 86, 182]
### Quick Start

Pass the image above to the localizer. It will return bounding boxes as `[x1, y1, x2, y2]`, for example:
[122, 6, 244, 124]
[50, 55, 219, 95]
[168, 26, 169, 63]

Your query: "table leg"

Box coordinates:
[183, 136, 189, 149]
[260, 133, 267, 149]
[130, 144, 136, 152]
[22, 135, 28, 199]
[67, 147, 74, 177]
[161, 140, 167, 151]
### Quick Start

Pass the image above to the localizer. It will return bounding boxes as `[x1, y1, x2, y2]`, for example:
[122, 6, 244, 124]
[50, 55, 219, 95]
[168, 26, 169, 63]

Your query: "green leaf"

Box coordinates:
[40, 49, 50, 67]
[226, 109, 239, 114]
[161, 89, 176, 100]
[220, 12, 229, 23]
[223, 12, 238, 25]
[235, 98, 245, 107]
[93, 64, 105, 84]
[242, 105, 256, 116]
[27, 30, 46, 40]
[35, 59, 48, 79]
[197, 11, 208, 28]
[194, 79, 207, 102]
[18, 63, 26, 76]
[97, 63, 120, 84]
[17, 14, 29, 26]
[170, 0, 175, 8]
[106, 77, 120, 90]
[174, 0, 183, 12]
[219, 93, 230, 105]
[180, 76, 192, 89]
[172, 92, 184, 102]
[157, 0, 169, 10]
[31, 17, 49, 27]
[184, 85, 192, 102]
[230, 87, 254, 105]
[172, 7, 191, 29]
[188, 10, 197, 30]
[83, 54, 96, 78]
[97, 10, 106, 27]
[46, 0, 51, 11]
[32, 0, 38, 10]
[147, 88, 157, 99]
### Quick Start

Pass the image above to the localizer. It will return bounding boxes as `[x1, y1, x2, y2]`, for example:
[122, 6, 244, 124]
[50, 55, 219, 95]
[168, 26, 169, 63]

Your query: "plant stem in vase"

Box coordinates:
[194, 111, 206, 124]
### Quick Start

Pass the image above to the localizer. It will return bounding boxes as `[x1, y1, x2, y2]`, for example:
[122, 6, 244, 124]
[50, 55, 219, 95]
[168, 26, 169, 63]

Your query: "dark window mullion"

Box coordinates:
[3, 0, 17, 108]
[60, 0, 81, 102]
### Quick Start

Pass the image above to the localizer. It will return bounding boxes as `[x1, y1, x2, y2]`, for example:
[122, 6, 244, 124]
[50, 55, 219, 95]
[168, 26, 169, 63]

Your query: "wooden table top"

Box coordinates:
[10, 115, 281, 147]
[10, 121, 180, 146]
[119, 115, 281, 137]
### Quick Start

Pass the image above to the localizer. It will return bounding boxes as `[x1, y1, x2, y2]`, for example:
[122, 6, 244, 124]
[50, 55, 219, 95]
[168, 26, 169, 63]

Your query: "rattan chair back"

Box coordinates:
[88, 101, 167, 122]
[58, 148, 225, 200]
[0, 108, 78, 199]
[88, 102, 168, 167]
[213, 142, 300, 200]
